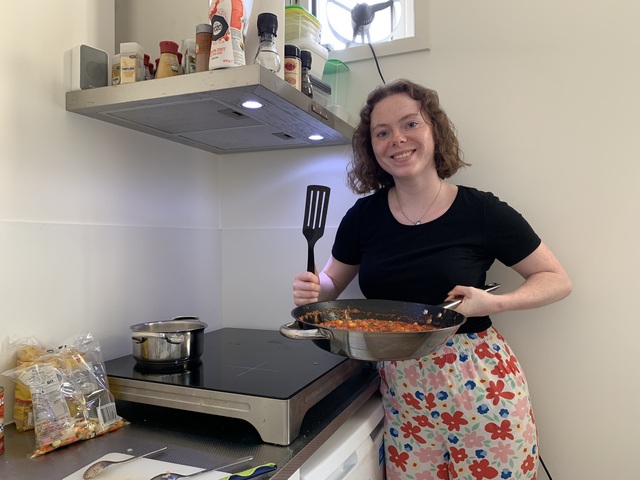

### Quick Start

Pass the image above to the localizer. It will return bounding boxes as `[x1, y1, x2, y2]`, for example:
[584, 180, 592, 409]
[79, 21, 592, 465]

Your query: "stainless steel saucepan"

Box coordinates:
[131, 316, 207, 369]
[280, 284, 500, 361]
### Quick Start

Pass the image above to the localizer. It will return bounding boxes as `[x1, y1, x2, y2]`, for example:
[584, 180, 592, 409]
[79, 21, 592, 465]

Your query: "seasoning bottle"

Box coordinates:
[254, 13, 281, 74]
[155, 41, 181, 79]
[284, 44, 301, 90]
[111, 54, 121, 85]
[0, 385, 4, 455]
[143, 54, 151, 80]
[300, 49, 313, 98]
[196, 24, 213, 73]
[182, 39, 196, 74]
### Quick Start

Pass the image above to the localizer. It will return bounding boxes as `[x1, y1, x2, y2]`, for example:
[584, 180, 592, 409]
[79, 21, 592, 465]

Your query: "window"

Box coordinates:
[289, 0, 429, 62]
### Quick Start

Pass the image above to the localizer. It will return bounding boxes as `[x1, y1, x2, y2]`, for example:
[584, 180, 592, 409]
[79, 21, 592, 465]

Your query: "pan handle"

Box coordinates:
[438, 283, 501, 310]
[131, 332, 185, 344]
[279, 321, 333, 341]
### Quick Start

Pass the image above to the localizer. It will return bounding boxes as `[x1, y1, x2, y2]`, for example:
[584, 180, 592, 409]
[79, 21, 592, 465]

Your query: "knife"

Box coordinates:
[218, 463, 277, 480]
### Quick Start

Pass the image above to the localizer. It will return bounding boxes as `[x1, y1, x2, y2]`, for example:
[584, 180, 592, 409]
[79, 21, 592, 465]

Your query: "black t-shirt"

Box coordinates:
[331, 185, 541, 333]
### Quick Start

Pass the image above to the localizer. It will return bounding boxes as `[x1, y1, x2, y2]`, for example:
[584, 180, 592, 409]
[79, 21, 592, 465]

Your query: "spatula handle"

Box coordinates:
[307, 245, 315, 273]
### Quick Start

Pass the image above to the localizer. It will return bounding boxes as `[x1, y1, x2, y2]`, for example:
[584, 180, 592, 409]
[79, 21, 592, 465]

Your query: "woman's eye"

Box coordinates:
[406, 121, 419, 129]
[375, 131, 389, 139]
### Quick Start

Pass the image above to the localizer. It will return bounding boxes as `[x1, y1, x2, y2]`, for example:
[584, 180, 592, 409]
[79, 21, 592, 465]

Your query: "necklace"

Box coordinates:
[394, 180, 443, 226]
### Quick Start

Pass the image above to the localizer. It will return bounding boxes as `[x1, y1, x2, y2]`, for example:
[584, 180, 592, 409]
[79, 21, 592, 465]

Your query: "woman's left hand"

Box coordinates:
[444, 285, 501, 318]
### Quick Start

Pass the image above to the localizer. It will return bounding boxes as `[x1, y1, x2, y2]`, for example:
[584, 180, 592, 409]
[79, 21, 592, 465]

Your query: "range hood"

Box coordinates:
[66, 64, 354, 154]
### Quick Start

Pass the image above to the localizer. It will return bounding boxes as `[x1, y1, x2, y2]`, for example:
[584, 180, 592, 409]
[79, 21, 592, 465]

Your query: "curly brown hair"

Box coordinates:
[347, 79, 469, 194]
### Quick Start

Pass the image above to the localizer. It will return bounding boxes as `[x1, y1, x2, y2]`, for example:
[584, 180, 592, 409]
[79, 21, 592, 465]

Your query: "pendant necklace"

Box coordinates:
[394, 180, 443, 226]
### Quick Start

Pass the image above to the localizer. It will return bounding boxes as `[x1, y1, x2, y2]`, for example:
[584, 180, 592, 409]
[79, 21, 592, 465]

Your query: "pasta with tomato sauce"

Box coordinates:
[320, 319, 437, 332]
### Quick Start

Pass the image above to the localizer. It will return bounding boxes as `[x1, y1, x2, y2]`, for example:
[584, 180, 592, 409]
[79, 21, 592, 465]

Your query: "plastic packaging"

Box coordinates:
[2, 333, 126, 457]
[254, 13, 281, 74]
[284, 44, 302, 90]
[209, 0, 246, 70]
[156, 41, 181, 79]
[143, 54, 151, 80]
[196, 23, 213, 72]
[119, 42, 145, 83]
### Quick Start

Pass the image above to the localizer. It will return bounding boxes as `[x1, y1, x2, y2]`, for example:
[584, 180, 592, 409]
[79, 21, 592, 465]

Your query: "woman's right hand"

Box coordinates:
[293, 271, 321, 306]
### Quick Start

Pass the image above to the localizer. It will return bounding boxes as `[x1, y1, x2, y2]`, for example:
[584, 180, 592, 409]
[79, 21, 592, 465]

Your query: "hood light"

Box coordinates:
[308, 134, 324, 141]
[241, 100, 263, 109]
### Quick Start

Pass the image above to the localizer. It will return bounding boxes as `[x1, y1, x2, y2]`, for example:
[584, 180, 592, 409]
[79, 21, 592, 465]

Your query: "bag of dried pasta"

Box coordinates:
[8, 336, 51, 432]
[3, 332, 126, 457]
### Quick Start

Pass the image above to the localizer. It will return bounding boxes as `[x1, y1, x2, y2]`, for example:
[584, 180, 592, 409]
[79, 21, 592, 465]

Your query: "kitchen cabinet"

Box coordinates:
[65, 64, 354, 154]
[0, 365, 379, 480]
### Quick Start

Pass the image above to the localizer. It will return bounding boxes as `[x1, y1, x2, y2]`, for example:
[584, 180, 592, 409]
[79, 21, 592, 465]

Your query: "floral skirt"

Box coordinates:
[378, 327, 538, 480]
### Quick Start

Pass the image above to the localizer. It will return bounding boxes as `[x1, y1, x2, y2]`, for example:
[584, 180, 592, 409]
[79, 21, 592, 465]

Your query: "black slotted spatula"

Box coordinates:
[303, 185, 331, 273]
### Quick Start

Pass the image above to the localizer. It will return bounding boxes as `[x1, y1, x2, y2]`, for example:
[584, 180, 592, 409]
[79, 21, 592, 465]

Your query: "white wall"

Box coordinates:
[2, 1, 638, 479]
[1, 0, 223, 422]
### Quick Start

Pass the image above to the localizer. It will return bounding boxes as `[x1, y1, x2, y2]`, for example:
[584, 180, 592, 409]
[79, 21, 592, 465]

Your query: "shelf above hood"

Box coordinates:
[65, 64, 354, 154]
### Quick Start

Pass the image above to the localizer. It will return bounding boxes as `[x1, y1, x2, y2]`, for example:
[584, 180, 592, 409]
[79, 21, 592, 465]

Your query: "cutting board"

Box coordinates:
[63, 453, 230, 480]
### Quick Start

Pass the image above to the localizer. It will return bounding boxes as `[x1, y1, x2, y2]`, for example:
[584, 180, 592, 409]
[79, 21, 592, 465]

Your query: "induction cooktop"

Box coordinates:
[105, 328, 361, 445]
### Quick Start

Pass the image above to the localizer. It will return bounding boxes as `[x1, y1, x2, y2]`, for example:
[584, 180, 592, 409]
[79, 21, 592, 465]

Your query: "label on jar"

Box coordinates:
[284, 58, 301, 90]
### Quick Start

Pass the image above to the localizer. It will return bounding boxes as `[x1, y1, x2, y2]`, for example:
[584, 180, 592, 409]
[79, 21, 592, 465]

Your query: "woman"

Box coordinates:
[293, 79, 572, 479]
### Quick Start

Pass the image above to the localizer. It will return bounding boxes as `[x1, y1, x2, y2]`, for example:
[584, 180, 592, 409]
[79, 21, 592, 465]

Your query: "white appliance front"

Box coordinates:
[296, 392, 385, 480]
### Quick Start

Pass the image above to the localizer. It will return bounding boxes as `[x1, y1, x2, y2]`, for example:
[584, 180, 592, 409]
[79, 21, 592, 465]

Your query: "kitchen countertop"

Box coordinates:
[0, 363, 380, 480]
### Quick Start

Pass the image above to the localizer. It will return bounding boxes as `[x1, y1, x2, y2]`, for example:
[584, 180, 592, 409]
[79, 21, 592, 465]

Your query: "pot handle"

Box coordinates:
[279, 321, 333, 341]
[171, 315, 199, 321]
[438, 283, 501, 310]
[131, 332, 185, 344]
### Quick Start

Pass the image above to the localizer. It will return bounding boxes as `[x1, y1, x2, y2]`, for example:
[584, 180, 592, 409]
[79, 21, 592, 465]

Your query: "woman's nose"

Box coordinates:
[391, 130, 406, 145]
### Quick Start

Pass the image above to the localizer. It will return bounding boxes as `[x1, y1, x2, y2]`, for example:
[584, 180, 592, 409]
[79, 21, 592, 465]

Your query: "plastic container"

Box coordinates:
[284, 5, 327, 78]
[284, 5, 321, 44]
[119, 42, 145, 83]
[182, 39, 196, 74]
[323, 59, 351, 123]
[287, 36, 327, 79]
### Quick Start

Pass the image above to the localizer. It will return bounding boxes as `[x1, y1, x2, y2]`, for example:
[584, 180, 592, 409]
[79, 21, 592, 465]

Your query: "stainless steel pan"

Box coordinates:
[280, 284, 500, 361]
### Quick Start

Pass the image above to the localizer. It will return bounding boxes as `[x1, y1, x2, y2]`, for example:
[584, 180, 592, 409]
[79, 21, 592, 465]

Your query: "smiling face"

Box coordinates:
[369, 93, 436, 182]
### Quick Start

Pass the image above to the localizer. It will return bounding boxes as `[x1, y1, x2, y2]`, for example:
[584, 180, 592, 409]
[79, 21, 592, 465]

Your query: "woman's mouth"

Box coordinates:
[392, 150, 415, 160]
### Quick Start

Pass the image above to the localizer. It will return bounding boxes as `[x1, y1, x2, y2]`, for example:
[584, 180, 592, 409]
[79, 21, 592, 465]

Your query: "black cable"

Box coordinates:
[539, 455, 554, 480]
[367, 42, 386, 84]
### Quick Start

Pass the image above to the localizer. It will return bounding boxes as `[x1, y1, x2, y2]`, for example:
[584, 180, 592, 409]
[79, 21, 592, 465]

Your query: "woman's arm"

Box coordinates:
[446, 242, 572, 317]
[293, 256, 359, 306]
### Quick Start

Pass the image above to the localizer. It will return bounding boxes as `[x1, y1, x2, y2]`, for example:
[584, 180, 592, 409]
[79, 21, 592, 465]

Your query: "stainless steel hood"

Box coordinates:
[65, 64, 354, 154]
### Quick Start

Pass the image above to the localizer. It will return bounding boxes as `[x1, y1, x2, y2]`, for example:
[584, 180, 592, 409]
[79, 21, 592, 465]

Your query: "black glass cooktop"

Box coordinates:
[105, 328, 348, 399]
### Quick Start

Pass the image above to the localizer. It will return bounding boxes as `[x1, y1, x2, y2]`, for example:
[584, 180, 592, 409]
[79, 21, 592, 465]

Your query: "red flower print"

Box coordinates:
[388, 444, 410, 472]
[486, 379, 515, 405]
[521, 454, 536, 474]
[448, 461, 459, 479]
[485, 419, 515, 441]
[490, 360, 509, 379]
[434, 352, 457, 368]
[401, 421, 426, 444]
[402, 392, 422, 410]
[437, 462, 450, 480]
[441, 411, 469, 432]
[506, 354, 520, 375]
[469, 459, 499, 479]
[474, 342, 496, 360]
[450, 446, 468, 463]
[413, 414, 435, 428]
[424, 392, 437, 409]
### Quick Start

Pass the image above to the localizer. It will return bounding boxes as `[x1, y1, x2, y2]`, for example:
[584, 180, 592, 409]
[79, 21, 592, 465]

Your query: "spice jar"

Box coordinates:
[155, 41, 181, 79]
[284, 44, 301, 91]
[196, 24, 213, 73]
[300, 49, 313, 98]
[0, 385, 4, 455]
